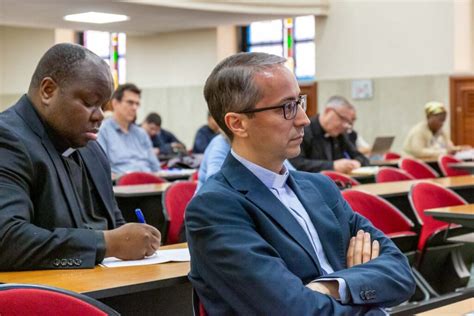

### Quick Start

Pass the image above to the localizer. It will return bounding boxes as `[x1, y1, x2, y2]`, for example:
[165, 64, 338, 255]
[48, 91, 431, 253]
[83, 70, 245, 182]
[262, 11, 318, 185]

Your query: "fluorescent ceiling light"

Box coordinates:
[64, 12, 129, 24]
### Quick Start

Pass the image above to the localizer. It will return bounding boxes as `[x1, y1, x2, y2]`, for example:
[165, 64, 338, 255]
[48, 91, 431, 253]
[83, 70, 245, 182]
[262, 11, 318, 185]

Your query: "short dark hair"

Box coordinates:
[144, 112, 162, 126]
[112, 83, 141, 101]
[204, 52, 286, 140]
[29, 43, 105, 90]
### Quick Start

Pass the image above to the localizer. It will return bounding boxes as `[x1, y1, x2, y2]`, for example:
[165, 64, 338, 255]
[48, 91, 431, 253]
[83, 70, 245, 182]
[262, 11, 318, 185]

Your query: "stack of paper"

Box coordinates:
[101, 248, 190, 268]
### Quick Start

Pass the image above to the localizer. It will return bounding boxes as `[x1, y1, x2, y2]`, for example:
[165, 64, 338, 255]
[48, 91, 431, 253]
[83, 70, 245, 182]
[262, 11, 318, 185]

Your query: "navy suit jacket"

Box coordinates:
[0, 95, 125, 270]
[186, 154, 415, 315]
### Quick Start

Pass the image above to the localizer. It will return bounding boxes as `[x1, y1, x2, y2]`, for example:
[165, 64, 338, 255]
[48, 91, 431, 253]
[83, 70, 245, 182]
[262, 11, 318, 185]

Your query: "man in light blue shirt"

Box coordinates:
[97, 83, 160, 175]
[185, 52, 415, 315]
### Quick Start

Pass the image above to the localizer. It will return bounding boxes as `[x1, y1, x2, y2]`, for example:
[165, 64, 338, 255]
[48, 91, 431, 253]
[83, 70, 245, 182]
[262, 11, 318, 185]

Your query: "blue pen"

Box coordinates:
[343, 151, 351, 159]
[135, 208, 146, 224]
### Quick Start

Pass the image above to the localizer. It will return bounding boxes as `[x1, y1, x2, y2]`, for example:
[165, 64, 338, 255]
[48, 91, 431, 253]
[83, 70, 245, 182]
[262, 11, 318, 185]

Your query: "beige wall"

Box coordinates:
[127, 27, 237, 148]
[0, 26, 55, 110]
[315, 0, 470, 152]
[316, 0, 455, 79]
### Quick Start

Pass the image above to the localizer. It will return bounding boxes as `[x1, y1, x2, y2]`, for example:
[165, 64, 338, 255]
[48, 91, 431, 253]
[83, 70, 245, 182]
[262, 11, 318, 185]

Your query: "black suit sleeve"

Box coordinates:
[0, 125, 100, 270]
[342, 134, 370, 166]
[289, 127, 334, 172]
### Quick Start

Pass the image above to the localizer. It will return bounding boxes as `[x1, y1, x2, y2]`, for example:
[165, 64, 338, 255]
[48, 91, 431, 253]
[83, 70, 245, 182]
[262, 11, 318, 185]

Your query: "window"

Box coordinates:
[82, 31, 127, 85]
[244, 15, 315, 81]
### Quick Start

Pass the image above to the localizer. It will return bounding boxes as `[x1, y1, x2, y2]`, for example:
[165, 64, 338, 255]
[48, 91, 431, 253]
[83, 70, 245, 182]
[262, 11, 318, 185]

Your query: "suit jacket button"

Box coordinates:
[73, 259, 82, 266]
[53, 259, 61, 267]
[359, 291, 367, 300]
[61, 259, 68, 266]
[67, 259, 74, 266]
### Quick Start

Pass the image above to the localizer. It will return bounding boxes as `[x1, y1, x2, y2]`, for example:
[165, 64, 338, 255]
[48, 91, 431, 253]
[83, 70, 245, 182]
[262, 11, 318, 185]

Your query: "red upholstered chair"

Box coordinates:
[399, 158, 439, 179]
[409, 182, 467, 252]
[0, 284, 119, 316]
[438, 154, 470, 177]
[189, 170, 199, 182]
[408, 182, 471, 294]
[376, 167, 416, 183]
[163, 181, 197, 244]
[320, 170, 360, 188]
[383, 152, 401, 160]
[342, 189, 417, 253]
[117, 172, 167, 185]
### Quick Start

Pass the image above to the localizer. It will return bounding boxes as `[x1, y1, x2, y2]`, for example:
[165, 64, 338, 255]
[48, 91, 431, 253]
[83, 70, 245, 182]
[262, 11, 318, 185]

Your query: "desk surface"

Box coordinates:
[425, 204, 474, 219]
[417, 297, 474, 315]
[113, 183, 172, 197]
[353, 175, 474, 197]
[0, 243, 190, 299]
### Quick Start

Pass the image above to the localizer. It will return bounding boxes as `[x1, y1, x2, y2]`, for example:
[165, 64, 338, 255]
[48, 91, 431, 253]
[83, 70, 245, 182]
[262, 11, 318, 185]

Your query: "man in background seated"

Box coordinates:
[0, 44, 160, 270]
[186, 52, 415, 314]
[192, 113, 219, 154]
[141, 112, 185, 156]
[98, 83, 160, 175]
[403, 101, 469, 159]
[290, 95, 369, 173]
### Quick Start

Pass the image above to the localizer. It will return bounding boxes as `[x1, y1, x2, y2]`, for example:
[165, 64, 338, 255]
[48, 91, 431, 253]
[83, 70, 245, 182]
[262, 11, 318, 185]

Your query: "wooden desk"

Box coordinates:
[353, 175, 474, 225]
[449, 162, 474, 174]
[113, 183, 171, 197]
[155, 169, 196, 181]
[390, 288, 474, 315]
[370, 159, 400, 167]
[417, 298, 474, 315]
[0, 243, 191, 315]
[425, 204, 474, 228]
[114, 183, 172, 239]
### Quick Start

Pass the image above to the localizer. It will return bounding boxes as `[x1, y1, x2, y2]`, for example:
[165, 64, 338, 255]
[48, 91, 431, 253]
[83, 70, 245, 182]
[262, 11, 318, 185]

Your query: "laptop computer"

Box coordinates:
[369, 136, 395, 160]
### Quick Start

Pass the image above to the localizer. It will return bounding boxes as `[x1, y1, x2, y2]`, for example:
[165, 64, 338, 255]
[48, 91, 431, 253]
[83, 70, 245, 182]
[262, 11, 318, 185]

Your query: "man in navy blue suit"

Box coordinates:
[185, 52, 415, 315]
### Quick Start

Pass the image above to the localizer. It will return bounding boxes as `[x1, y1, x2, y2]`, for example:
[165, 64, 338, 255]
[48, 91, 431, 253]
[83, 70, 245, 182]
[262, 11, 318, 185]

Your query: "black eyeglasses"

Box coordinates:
[331, 108, 353, 128]
[238, 95, 307, 120]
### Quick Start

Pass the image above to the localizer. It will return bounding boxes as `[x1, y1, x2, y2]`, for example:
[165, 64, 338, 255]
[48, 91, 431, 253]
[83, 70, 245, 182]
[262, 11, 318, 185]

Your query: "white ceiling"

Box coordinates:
[0, 0, 328, 35]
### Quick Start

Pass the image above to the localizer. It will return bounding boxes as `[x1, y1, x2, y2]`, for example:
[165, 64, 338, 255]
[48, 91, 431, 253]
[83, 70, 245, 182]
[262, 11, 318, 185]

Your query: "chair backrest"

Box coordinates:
[376, 167, 416, 183]
[408, 182, 467, 251]
[163, 181, 197, 244]
[399, 157, 439, 179]
[189, 170, 199, 182]
[118, 172, 167, 186]
[438, 154, 469, 177]
[0, 284, 119, 316]
[383, 152, 401, 160]
[320, 170, 360, 187]
[342, 189, 414, 234]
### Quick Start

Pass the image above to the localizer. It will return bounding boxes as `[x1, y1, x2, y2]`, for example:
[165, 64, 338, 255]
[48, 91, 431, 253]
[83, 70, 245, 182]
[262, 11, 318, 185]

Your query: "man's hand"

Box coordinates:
[333, 159, 361, 174]
[103, 223, 161, 260]
[347, 230, 379, 267]
[306, 281, 340, 300]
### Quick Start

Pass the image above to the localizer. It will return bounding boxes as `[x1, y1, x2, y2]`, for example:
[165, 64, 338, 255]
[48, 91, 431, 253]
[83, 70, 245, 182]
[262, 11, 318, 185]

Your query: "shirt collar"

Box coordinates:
[230, 150, 289, 189]
[110, 117, 135, 132]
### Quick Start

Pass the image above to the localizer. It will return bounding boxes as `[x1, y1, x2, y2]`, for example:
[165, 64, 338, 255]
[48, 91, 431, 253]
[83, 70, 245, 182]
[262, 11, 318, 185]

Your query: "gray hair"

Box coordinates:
[203, 52, 286, 140]
[325, 95, 354, 110]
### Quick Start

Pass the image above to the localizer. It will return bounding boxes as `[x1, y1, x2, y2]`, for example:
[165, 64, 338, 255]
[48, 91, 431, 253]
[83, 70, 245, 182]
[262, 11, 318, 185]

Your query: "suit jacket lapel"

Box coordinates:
[221, 155, 323, 273]
[14, 96, 83, 227]
[78, 146, 115, 224]
[288, 174, 346, 271]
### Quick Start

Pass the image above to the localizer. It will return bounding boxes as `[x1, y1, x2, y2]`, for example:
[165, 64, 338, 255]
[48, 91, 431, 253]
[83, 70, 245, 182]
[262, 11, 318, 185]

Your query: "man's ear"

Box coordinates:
[39, 77, 58, 106]
[224, 112, 248, 139]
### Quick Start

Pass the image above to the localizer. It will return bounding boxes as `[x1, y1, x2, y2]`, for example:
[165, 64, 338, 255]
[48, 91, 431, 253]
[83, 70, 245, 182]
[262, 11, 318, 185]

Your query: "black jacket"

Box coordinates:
[290, 115, 369, 172]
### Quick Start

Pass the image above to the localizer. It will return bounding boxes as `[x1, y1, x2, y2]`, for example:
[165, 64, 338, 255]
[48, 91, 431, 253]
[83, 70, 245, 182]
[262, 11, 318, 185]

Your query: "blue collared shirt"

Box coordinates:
[231, 150, 349, 303]
[97, 117, 160, 175]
